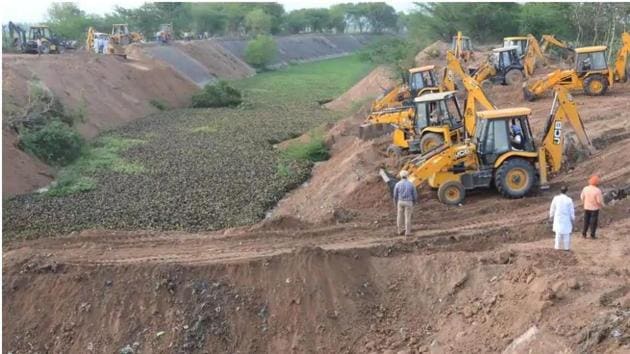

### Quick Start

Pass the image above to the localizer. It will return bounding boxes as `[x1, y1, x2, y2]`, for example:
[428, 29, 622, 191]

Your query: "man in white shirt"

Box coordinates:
[549, 186, 575, 251]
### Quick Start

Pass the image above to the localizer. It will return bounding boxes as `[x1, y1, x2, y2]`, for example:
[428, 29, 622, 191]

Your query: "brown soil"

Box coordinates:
[2, 129, 53, 196]
[325, 65, 397, 112]
[2, 51, 198, 196]
[3, 49, 630, 353]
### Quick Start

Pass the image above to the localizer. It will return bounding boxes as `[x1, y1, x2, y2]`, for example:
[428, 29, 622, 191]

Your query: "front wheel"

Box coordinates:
[495, 158, 536, 198]
[438, 181, 465, 205]
[583, 75, 608, 96]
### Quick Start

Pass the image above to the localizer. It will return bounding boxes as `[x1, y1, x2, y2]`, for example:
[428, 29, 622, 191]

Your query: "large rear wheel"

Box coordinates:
[438, 181, 465, 205]
[420, 133, 445, 154]
[505, 69, 524, 85]
[495, 158, 536, 198]
[583, 75, 608, 96]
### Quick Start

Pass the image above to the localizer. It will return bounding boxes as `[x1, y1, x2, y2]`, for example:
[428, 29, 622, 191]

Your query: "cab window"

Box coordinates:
[415, 102, 430, 131]
[576, 51, 607, 72]
[409, 72, 425, 91]
[483, 119, 510, 155]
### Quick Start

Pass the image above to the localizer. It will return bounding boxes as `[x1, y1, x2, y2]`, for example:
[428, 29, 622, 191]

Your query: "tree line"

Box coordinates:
[409, 2, 630, 47]
[40, 2, 401, 41]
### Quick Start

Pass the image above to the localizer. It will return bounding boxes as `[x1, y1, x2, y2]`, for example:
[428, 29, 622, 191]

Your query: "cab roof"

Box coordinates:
[409, 65, 435, 73]
[575, 45, 607, 54]
[413, 91, 457, 103]
[477, 107, 531, 119]
[504, 36, 528, 41]
[493, 46, 519, 52]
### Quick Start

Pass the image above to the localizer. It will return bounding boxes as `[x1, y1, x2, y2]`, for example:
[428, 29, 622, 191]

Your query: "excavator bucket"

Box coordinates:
[379, 168, 398, 197]
[522, 84, 536, 102]
[359, 123, 393, 140]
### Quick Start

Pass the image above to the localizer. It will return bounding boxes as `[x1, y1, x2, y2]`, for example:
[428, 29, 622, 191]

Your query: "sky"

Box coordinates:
[2, 0, 417, 24]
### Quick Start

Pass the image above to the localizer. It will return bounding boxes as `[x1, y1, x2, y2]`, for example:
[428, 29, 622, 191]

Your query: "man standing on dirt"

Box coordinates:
[581, 175, 604, 239]
[393, 170, 417, 236]
[549, 186, 575, 251]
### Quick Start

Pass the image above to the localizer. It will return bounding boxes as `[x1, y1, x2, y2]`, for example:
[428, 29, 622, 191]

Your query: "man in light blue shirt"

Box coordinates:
[393, 170, 418, 236]
[549, 186, 575, 251]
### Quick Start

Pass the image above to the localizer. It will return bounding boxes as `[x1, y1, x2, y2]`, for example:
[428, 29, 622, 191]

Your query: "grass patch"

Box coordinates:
[232, 54, 373, 106]
[149, 99, 169, 111]
[45, 136, 146, 197]
[190, 124, 219, 134]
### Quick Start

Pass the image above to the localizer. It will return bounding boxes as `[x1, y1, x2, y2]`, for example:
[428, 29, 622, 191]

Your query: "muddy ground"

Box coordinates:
[3, 43, 630, 353]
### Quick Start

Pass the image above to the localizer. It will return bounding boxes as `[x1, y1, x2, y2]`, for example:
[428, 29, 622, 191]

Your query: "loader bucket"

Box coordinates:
[522, 84, 536, 102]
[359, 123, 393, 140]
[379, 168, 399, 197]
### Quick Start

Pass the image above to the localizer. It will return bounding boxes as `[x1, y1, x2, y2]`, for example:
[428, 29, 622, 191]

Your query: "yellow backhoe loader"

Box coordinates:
[471, 47, 525, 88]
[108, 24, 143, 58]
[360, 51, 495, 156]
[381, 86, 594, 205]
[452, 31, 474, 62]
[540, 34, 574, 61]
[524, 32, 630, 101]
[370, 65, 451, 113]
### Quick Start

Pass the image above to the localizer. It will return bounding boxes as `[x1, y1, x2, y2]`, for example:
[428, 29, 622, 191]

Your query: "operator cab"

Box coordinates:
[408, 65, 439, 96]
[492, 46, 522, 70]
[29, 26, 52, 40]
[574, 46, 608, 74]
[451, 35, 472, 52]
[413, 91, 464, 133]
[503, 37, 528, 57]
[475, 108, 535, 166]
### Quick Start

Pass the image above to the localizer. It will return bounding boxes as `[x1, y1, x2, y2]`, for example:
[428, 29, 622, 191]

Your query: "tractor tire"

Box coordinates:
[438, 181, 465, 205]
[39, 43, 50, 54]
[583, 75, 608, 96]
[495, 158, 536, 198]
[420, 133, 445, 154]
[505, 69, 524, 85]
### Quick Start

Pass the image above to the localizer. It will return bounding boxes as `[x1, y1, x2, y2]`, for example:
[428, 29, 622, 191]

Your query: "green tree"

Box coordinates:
[302, 8, 331, 32]
[329, 4, 349, 33]
[284, 10, 308, 34]
[364, 3, 397, 33]
[245, 8, 273, 35]
[518, 3, 574, 38]
[190, 4, 227, 35]
[46, 3, 91, 40]
[245, 35, 277, 69]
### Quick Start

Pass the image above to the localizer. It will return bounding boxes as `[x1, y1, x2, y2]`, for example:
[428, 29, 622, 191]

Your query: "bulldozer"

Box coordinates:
[452, 31, 473, 62]
[380, 86, 594, 205]
[108, 24, 143, 57]
[524, 32, 630, 101]
[360, 51, 495, 156]
[472, 46, 525, 88]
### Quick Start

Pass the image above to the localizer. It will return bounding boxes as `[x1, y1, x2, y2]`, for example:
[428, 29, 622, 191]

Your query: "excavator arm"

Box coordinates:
[538, 86, 594, 186]
[445, 51, 496, 136]
[523, 34, 546, 77]
[613, 32, 630, 83]
[523, 69, 579, 101]
[86, 27, 95, 53]
[541, 34, 570, 52]
[370, 84, 411, 112]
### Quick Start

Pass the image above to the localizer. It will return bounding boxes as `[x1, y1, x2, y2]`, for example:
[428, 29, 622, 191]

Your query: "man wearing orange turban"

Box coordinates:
[580, 175, 604, 238]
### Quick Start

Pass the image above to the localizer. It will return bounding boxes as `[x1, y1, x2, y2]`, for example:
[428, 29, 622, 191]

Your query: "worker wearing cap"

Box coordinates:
[549, 186, 575, 251]
[393, 170, 417, 236]
[581, 175, 604, 239]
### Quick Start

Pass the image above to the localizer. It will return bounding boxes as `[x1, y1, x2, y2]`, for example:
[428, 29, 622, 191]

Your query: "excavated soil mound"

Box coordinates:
[414, 40, 450, 65]
[2, 129, 53, 196]
[325, 65, 396, 112]
[2, 52, 198, 196]
[2, 52, 197, 138]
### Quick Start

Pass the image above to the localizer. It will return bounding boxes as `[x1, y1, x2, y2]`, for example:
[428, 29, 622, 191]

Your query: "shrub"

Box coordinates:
[245, 35, 277, 69]
[149, 98, 169, 111]
[20, 120, 84, 166]
[191, 81, 243, 108]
